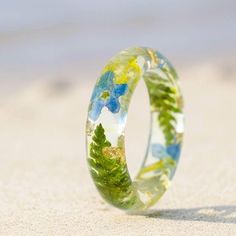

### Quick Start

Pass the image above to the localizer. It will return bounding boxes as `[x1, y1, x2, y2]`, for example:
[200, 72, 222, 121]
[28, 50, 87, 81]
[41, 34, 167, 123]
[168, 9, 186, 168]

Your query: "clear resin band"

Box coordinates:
[86, 47, 184, 211]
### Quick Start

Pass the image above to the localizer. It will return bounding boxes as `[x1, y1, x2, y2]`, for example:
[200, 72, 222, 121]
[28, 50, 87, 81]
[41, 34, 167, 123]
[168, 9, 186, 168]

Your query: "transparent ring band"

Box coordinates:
[86, 47, 184, 212]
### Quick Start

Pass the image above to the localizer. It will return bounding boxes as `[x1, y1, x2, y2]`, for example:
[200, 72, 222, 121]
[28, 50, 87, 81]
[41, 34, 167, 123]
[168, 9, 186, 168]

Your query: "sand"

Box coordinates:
[0, 61, 235, 235]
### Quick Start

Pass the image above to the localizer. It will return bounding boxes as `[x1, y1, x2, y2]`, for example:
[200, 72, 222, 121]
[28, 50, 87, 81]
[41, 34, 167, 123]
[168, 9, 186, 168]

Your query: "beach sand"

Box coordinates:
[0, 61, 235, 235]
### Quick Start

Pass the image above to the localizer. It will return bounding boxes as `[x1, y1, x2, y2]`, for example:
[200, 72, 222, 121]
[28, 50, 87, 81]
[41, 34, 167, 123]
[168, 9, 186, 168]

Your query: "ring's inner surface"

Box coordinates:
[86, 47, 184, 211]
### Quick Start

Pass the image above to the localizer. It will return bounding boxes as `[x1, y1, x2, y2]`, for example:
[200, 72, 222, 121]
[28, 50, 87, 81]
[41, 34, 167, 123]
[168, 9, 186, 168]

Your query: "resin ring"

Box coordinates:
[86, 47, 184, 211]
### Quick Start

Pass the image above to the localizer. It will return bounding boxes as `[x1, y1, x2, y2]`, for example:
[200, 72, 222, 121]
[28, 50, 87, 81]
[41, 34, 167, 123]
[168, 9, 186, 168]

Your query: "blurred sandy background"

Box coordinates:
[0, 1, 236, 235]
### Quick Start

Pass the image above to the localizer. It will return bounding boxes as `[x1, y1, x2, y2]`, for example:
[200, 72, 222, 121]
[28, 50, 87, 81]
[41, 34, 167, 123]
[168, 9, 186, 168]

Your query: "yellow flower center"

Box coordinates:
[101, 91, 110, 100]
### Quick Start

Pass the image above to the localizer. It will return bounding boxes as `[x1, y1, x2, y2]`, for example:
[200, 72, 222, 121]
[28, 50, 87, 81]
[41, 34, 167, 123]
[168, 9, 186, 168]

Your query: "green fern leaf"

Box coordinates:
[144, 71, 182, 145]
[88, 123, 141, 209]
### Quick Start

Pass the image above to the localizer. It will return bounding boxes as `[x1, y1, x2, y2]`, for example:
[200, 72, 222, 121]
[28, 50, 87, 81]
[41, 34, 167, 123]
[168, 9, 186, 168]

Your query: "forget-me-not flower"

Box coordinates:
[89, 71, 128, 121]
[152, 143, 181, 161]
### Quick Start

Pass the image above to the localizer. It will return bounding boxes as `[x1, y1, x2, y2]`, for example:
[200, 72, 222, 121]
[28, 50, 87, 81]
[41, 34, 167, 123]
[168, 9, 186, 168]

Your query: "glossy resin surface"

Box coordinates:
[86, 47, 184, 211]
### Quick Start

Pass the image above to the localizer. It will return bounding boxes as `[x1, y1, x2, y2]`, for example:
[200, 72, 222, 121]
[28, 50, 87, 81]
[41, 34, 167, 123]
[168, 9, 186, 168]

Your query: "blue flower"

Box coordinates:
[89, 71, 128, 121]
[166, 144, 181, 161]
[151, 143, 168, 159]
[152, 143, 181, 161]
